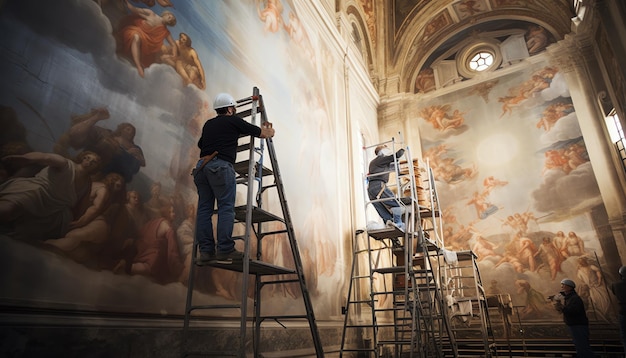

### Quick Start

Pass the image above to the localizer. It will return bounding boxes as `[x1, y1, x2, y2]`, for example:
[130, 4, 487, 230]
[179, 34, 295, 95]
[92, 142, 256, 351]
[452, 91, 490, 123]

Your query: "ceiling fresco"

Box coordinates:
[376, 0, 574, 91]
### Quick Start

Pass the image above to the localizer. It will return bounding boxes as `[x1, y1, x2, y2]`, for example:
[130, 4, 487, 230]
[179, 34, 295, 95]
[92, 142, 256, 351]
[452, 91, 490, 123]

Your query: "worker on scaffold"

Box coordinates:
[367, 144, 406, 231]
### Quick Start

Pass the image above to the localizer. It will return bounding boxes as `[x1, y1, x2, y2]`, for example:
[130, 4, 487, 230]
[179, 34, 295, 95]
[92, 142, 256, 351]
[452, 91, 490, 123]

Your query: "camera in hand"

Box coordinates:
[548, 293, 563, 302]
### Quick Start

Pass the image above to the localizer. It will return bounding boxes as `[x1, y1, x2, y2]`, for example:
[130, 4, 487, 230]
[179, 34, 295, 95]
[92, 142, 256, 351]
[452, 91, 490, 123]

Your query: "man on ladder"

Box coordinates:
[193, 92, 275, 265]
[367, 144, 406, 231]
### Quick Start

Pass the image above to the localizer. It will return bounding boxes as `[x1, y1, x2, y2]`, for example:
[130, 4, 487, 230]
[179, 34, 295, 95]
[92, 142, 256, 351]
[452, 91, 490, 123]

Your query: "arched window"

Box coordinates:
[606, 109, 626, 172]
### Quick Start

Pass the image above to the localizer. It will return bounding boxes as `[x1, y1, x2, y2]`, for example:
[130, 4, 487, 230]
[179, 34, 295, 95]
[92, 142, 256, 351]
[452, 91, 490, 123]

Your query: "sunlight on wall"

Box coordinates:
[476, 132, 519, 166]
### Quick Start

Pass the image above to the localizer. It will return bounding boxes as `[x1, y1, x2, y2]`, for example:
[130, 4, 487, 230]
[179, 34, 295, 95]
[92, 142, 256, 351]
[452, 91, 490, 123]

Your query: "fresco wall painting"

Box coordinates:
[0, 0, 347, 323]
[415, 60, 617, 334]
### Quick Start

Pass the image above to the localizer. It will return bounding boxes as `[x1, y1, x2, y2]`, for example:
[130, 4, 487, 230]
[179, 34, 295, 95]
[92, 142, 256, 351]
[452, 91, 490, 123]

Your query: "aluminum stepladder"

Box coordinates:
[182, 87, 323, 358]
[340, 138, 457, 357]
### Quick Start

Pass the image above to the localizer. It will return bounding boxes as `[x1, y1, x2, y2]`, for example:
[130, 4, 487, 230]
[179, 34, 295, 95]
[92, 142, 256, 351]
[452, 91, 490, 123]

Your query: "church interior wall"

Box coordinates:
[0, 0, 371, 355]
[1, 0, 625, 356]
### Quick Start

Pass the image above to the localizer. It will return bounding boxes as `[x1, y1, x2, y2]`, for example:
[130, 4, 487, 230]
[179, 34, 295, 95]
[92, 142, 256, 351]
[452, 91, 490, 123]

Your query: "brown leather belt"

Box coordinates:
[191, 151, 218, 176]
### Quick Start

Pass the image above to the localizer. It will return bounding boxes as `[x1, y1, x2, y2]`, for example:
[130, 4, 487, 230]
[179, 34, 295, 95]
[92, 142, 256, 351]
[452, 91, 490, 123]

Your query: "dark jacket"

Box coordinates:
[561, 290, 589, 326]
[368, 149, 405, 184]
[611, 279, 626, 315]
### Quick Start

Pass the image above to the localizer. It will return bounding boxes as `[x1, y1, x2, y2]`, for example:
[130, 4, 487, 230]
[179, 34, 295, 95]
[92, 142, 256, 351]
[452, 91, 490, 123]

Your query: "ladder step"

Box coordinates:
[184, 349, 238, 357]
[262, 278, 300, 285]
[233, 159, 273, 177]
[418, 208, 439, 217]
[237, 108, 255, 118]
[372, 266, 405, 274]
[234, 205, 284, 223]
[260, 314, 310, 320]
[453, 296, 483, 301]
[373, 307, 404, 313]
[344, 324, 376, 328]
[375, 323, 408, 328]
[351, 274, 371, 279]
[367, 226, 405, 239]
[199, 259, 295, 275]
[339, 348, 376, 353]
[236, 142, 251, 153]
[377, 339, 413, 345]
[348, 299, 375, 304]
[188, 303, 241, 312]
[260, 345, 342, 358]
[373, 265, 433, 274]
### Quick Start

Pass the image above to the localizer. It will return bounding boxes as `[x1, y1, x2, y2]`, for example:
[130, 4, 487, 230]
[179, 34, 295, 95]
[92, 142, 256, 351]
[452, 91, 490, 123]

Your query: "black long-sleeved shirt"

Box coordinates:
[198, 115, 262, 163]
[561, 290, 589, 326]
[368, 149, 405, 184]
[611, 279, 626, 315]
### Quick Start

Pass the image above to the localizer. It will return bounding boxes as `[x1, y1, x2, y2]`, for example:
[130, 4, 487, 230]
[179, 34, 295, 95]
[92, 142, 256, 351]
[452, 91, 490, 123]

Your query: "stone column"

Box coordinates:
[547, 34, 626, 266]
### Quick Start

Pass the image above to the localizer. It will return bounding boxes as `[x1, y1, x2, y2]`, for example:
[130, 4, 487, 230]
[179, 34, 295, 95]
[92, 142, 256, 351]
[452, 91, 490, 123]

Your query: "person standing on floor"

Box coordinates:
[552, 278, 595, 357]
[367, 144, 405, 231]
[194, 93, 275, 265]
[611, 266, 626, 354]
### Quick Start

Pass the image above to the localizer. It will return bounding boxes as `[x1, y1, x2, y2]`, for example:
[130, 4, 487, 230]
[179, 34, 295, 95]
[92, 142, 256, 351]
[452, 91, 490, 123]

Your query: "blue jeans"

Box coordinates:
[194, 158, 237, 254]
[567, 324, 594, 357]
[368, 181, 401, 223]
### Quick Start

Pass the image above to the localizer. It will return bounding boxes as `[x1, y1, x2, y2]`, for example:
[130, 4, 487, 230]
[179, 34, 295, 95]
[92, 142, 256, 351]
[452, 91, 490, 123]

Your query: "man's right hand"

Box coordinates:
[260, 122, 275, 138]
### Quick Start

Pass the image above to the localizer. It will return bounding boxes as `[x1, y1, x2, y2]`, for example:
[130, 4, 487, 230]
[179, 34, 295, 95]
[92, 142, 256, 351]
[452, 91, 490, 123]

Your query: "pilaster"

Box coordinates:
[548, 33, 626, 265]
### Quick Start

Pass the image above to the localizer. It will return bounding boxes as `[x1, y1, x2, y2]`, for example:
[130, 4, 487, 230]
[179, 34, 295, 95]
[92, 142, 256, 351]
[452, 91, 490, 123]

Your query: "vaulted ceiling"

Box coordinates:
[343, 0, 576, 94]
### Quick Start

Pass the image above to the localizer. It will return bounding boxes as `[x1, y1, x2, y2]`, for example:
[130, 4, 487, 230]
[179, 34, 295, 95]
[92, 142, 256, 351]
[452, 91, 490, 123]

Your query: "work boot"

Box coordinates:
[216, 250, 245, 263]
[196, 251, 216, 266]
[386, 220, 405, 232]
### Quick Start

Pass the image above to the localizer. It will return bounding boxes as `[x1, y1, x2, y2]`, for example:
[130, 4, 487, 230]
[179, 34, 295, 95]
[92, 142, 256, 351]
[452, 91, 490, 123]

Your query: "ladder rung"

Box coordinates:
[373, 307, 403, 312]
[367, 227, 405, 239]
[237, 108, 254, 118]
[233, 159, 273, 177]
[373, 266, 405, 274]
[260, 314, 309, 320]
[188, 304, 241, 311]
[261, 278, 299, 285]
[343, 324, 376, 328]
[254, 228, 289, 237]
[236, 142, 251, 153]
[262, 345, 342, 358]
[419, 209, 439, 218]
[234, 205, 284, 223]
[183, 350, 238, 357]
[200, 259, 295, 275]
[348, 299, 375, 304]
[375, 323, 406, 328]
[452, 296, 483, 301]
[340, 348, 376, 353]
[377, 339, 412, 345]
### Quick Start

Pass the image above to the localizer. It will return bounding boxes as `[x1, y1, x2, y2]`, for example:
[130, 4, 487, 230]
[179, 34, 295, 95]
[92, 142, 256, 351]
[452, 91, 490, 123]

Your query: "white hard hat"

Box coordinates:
[213, 93, 236, 110]
[619, 266, 626, 279]
[560, 278, 576, 288]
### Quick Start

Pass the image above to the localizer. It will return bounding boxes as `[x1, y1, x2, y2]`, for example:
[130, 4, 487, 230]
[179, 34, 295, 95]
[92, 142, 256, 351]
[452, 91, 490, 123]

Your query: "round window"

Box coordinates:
[468, 51, 494, 71]
[457, 40, 502, 78]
